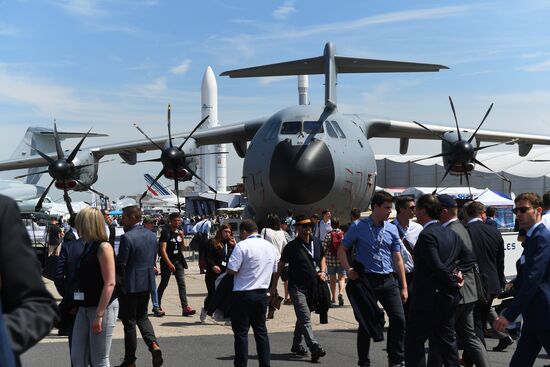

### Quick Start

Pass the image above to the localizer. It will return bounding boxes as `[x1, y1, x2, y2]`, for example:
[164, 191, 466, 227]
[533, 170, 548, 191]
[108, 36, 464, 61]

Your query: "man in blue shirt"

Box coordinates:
[338, 191, 407, 367]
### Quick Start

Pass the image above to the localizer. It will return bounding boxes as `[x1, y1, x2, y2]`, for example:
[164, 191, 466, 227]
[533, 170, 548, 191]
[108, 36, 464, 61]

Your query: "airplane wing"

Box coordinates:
[358, 116, 550, 156]
[0, 118, 266, 171]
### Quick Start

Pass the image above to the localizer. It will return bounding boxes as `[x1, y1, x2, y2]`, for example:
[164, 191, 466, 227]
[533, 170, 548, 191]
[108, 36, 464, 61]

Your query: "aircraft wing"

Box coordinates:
[359, 116, 550, 156]
[0, 118, 266, 171]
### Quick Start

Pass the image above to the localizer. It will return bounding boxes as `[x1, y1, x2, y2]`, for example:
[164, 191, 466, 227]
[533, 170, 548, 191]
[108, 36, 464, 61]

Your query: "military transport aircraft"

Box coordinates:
[1, 42, 550, 221]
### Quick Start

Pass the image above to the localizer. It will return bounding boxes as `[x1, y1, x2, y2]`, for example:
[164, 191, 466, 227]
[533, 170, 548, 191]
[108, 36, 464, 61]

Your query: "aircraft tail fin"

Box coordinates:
[4, 127, 107, 184]
[221, 42, 448, 109]
[144, 174, 175, 198]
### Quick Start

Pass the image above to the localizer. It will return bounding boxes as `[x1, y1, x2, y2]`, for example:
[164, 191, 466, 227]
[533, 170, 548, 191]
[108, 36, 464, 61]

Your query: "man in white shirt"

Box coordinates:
[314, 210, 332, 241]
[227, 219, 280, 367]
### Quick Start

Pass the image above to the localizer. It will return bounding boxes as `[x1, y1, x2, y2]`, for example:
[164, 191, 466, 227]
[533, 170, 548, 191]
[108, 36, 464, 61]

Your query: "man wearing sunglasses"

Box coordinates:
[494, 193, 550, 367]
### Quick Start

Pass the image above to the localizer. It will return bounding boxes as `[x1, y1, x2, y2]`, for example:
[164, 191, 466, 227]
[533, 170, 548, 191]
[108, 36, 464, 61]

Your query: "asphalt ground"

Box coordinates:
[21, 261, 550, 366]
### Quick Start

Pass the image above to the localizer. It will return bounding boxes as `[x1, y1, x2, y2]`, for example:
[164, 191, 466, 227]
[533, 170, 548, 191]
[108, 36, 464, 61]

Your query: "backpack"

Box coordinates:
[329, 230, 343, 256]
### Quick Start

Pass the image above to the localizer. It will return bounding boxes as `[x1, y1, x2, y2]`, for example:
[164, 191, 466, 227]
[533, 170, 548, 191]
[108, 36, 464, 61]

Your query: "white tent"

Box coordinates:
[399, 187, 485, 200]
[474, 188, 514, 206]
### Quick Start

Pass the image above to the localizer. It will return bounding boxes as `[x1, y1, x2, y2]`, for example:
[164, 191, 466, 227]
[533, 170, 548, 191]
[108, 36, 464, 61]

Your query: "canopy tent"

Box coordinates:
[399, 187, 485, 200]
[474, 188, 514, 206]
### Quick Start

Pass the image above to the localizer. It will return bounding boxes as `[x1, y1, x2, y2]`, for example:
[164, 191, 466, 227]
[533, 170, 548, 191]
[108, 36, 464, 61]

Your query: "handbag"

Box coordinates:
[473, 264, 489, 304]
[42, 241, 63, 281]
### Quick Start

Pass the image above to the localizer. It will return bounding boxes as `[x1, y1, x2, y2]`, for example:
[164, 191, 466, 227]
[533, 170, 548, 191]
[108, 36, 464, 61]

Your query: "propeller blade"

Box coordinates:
[132, 158, 163, 164]
[35, 179, 55, 212]
[412, 121, 451, 144]
[432, 162, 454, 195]
[528, 159, 550, 162]
[25, 143, 54, 164]
[411, 152, 451, 163]
[187, 167, 218, 193]
[184, 152, 229, 158]
[53, 121, 65, 160]
[14, 169, 50, 179]
[472, 158, 510, 182]
[474, 138, 519, 151]
[67, 127, 92, 163]
[448, 96, 462, 141]
[468, 103, 494, 143]
[62, 179, 75, 216]
[463, 165, 473, 199]
[133, 123, 164, 151]
[70, 176, 105, 197]
[139, 168, 166, 207]
[178, 115, 209, 150]
[167, 104, 173, 148]
[174, 177, 181, 213]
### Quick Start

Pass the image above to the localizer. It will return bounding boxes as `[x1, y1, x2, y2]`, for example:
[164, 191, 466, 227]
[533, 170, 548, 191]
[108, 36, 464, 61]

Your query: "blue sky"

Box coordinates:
[1, 0, 550, 201]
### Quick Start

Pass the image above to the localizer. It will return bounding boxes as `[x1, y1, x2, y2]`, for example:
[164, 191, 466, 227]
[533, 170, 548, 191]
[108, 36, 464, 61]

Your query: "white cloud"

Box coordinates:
[273, 2, 296, 20]
[0, 22, 18, 36]
[144, 77, 167, 93]
[53, 0, 107, 18]
[171, 59, 192, 75]
[519, 59, 550, 72]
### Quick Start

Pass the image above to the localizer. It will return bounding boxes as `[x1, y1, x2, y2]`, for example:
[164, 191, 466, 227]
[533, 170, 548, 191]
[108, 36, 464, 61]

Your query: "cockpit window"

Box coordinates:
[325, 121, 338, 138]
[331, 121, 346, 138]
[280, 121, 301, 135]
[264, 122, 279, 140]
[303, 121, 324, 134]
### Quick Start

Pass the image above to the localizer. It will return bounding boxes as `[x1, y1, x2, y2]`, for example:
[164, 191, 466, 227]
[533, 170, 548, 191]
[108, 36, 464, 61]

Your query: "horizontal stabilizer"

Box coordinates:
[38, 131, 108, 139]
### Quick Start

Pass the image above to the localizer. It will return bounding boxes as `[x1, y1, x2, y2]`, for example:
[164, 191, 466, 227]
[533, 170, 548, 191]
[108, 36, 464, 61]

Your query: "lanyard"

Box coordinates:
[301, 239, 317, 268]
[367, 218, 386, 252]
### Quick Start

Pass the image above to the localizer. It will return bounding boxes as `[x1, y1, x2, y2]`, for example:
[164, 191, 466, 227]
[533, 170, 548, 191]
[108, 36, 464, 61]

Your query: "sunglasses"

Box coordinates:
[512, 206, 532, 214]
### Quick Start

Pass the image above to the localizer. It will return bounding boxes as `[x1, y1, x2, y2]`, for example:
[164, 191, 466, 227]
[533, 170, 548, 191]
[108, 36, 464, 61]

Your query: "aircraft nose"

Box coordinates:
[269, 139, 335, 205]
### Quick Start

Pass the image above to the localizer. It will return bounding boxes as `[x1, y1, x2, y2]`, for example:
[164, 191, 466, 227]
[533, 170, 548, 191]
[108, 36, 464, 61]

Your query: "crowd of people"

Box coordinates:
[1, 189, 550, 367]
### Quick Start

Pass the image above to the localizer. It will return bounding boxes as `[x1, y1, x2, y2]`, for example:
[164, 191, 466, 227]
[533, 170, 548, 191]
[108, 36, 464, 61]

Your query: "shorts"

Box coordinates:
[327, 266, 346, 275]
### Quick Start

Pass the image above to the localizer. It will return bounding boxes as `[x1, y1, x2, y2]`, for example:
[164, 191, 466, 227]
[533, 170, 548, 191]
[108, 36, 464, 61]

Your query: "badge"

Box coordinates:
[173, 248, 179, 254]
[520, 255, 525, 265]
[74, 292, 85, 301]
[315, 266, 320, 272]
[221, 261, 227, 267]
[373, 254, 382, 261]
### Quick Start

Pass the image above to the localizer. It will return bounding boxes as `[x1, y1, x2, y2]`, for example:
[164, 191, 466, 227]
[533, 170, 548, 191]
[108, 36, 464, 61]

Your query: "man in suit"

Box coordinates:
[465, 201, 509, 352]
[0, 195, 59, 365]
[484, 206, 498, 228]
[405, 194, 468, 367]
[63, 214, 78, 242]
[116, 205, 163, 367]
[102, 209, 117, 247]
[429, 195, 490, 367]
[494, 192, 550, 366]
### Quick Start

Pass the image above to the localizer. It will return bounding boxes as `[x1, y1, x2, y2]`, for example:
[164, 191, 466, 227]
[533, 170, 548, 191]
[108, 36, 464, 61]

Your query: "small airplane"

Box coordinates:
[141, 173, 181, 208]
[2, 42, 550, 222]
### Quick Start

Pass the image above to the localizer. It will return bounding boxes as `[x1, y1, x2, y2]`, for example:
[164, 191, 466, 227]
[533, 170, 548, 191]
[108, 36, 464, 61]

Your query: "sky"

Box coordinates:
[0, 0, 550, 202]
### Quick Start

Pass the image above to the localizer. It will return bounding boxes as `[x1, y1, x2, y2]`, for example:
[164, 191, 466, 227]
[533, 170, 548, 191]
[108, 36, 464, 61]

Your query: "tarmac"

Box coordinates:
[21, 260, 550, 367]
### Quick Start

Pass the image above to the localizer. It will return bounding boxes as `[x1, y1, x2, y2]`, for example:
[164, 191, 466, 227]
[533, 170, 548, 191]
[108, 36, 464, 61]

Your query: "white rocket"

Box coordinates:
[199, 66, 227, 193]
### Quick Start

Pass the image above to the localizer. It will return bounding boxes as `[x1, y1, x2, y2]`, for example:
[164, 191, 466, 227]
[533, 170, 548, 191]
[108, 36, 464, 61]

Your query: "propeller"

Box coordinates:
[21, 122, 106, 214]
[134, 104, 228, 213]
[414, 97, 513, 198]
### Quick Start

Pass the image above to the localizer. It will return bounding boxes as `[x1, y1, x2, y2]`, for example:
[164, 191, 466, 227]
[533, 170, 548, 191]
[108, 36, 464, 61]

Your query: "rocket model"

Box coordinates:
[199, 66, 227, 193]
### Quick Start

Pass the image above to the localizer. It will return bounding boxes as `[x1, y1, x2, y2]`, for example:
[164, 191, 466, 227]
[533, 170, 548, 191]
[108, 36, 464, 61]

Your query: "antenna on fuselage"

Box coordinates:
[220, 42, 449, 111]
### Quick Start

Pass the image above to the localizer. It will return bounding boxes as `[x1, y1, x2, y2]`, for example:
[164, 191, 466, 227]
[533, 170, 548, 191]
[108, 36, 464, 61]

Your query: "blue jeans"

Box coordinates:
[150, 276, 159, 308]
[71, 300, 119, 367]
[231, 289, 270, 367]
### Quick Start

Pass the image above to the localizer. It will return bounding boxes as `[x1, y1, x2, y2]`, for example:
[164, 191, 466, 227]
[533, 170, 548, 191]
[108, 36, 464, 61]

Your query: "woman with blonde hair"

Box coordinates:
[71, 207, 118, 367]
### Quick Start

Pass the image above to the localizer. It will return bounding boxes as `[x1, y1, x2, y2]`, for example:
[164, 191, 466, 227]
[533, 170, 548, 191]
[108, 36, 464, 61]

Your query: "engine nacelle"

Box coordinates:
[441, 130, 479, 175]
[69, 149, 98, 191]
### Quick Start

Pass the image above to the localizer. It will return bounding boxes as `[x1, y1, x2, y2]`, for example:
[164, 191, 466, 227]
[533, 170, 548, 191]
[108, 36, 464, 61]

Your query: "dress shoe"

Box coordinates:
[291, 344, 308, 356]
[338, 294, 344, 306]
[152, 307, 165, 317]
[492, 336, 514, 351]
[182, 306, 196, 316]
[310, 344, 326, 362]
[115, 361, 136, 367]
[150, 341, 163, 367]
[267, 309, 275, 319]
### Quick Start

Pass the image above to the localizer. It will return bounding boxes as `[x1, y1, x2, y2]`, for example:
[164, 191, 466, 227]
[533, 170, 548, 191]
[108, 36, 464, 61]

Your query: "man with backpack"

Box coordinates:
[322, 218, 346, 306]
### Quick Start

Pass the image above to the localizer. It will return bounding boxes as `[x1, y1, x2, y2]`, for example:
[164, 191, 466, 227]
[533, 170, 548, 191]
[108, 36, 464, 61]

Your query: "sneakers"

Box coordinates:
[150, 341, 163, 367]
[492, 336, 514, 351]
[310, 344, 326, 363]
[291, 344, 308, 356]
[182, 306, 196, 316]
[152, 307, 165, 317]
[338, 294, 344, 306]
[200, 307, 207, 323]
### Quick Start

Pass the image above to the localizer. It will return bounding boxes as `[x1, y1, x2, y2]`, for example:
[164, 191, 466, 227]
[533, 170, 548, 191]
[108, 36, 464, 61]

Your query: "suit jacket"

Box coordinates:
[503, 223, 550, 332]
[410, 222, 468, 311]
[53, 239, 85, 302]
[447, 221, 478, 304]
[0, 195, 58, 363]
[63, 229, 77, 242]
[116, 224, 156, 294]
[467, 220, 505, 297]
[485, 217, 498, 228]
